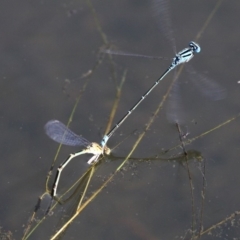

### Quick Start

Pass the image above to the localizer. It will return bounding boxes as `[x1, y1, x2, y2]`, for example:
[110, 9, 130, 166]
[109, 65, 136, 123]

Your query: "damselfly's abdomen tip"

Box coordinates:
[189, 41, 201, 53]
[101, 135, 109, 148]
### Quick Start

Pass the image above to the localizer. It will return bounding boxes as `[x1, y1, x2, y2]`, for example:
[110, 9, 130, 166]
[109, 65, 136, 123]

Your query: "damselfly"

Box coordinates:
[45, 0, 203, 203]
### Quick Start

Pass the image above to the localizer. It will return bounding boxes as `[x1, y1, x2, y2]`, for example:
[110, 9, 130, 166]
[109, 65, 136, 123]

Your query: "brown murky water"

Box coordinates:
[0, 1, 240, 239]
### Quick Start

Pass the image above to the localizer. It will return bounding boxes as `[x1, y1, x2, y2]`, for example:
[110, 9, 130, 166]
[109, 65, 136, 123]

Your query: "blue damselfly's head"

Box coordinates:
[189, 41, 201, 53]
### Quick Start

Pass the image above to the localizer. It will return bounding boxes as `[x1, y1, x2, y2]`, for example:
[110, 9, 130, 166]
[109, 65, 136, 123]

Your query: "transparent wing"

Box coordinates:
[187, 65, 227, 101]
[166, 78, 186, 124]
[44, 120, 90, 147]
[152, 0, 176, 53]
[103, 48, 167, 60]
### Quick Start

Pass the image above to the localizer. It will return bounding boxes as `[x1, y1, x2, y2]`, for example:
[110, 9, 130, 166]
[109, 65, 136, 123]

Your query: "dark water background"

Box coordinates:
[0, 0, 240, 239]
